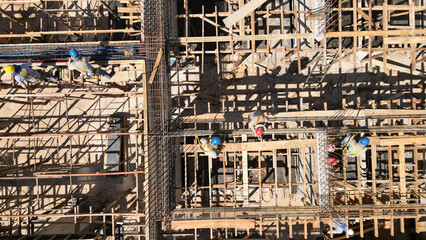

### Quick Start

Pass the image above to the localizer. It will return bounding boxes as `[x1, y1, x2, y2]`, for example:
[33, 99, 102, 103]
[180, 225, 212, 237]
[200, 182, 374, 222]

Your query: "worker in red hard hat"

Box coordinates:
[327, 157, 338, 166]
[248, 110, 269, 136]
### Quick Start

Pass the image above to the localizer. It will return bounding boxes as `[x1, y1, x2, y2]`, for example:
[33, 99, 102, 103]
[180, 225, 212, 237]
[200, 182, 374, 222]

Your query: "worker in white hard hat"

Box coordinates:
[248, 110, 269, 137]
[328, 218, 355, 236]
[198, 136, 220, 159]
[68, 49, 112, 79]
[3, 60, 57, 89]
[341, 134, 370, 157]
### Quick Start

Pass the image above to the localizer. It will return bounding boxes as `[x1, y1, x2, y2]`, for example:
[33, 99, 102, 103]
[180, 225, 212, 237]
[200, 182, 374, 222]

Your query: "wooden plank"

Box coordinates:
[383, 2, 388, 73]
[357, 8, 370, 21]
[368, 0, 372, 70]
[223, 140, 317, 152]
[171, 219, 255, 230]
[239, 0, 245, 36]
[117, 7, 140, 13]
[384, 36, 426, 45]
[222, 0, 267, 28]
[148, 48, 163, 84]
[353, 0, 358, 69]
[273, 150, 278, 206]
[251, 11, 255, 74]
[202, 6, 205, 74]
[0, 28, 139, 38]
[243, 151, 249, 207]
[370, 136, 426, 146]
[295, 5, 301, 74]
[372, 58, 422, 75]
[418, 221, 426, 232]
[180, 109, 426, 123]
[175, 29, 426, 44]
[215, 6, 220, 75]
[399, 145, 407, 203]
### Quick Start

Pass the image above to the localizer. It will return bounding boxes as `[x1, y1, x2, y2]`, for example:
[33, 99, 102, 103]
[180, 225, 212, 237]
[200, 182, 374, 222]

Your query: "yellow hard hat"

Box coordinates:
[4, 65, 15, 74]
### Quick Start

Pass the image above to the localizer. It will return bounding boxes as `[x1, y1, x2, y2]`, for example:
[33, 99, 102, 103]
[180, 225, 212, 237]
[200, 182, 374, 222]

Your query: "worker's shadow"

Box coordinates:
[287, 57, 309, 75]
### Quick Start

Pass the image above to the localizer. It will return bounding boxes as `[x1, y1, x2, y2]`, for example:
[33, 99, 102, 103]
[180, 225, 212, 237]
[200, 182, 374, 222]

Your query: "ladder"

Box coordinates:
[303, 52, 339, 89]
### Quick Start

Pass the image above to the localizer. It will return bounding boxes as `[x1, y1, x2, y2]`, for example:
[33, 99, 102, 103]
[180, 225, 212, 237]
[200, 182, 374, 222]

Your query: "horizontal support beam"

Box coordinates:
[174, 30, 426, 44]
[171, 219, 255, 230]
[384, 36, 426, 45]
[180, 109, 426, 123]
[370, 136, 426, 145]
[172, 204, 426, 217]
[0, 170, 145, 180]
[0, 29, 139, 38]
[170, 125, 426, 136]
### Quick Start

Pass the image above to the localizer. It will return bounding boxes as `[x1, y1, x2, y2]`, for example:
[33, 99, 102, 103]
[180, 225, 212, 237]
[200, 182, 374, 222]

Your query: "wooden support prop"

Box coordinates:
[243, 151, 249, 207]
[149, 48, 164, 84]
[223, 0, 267, 28]
[357, 8, 370, 22]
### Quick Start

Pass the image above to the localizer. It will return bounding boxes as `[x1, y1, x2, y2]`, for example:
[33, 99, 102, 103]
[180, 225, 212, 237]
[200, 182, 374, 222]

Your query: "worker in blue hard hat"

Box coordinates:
[328, 218, 355, 236]
[198, 136, 220, 159]
[3, 60, 58, 89]
[341, 134, 370, 157]
[211, 136, 221, 145]
[68, 49, 113, 79]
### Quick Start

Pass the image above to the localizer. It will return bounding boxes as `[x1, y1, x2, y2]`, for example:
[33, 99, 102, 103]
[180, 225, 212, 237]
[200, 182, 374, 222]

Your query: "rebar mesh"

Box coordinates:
[0, 42, 145, 63]
[143, 0, 173, 239]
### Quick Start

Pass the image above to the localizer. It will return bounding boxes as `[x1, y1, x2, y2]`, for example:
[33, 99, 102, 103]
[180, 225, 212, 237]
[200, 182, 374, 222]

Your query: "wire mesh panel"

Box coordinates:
[316, 131, 331, 211]
[143, 0, 172, 239]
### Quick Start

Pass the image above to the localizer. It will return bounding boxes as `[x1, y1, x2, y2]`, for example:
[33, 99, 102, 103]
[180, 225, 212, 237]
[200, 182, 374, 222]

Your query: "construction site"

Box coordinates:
[0, 0, 425, 239]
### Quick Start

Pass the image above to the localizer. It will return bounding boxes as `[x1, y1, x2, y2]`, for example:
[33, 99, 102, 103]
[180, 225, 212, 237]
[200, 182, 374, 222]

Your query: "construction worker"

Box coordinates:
[68, 49, 112, 79]
[248, 110, 269, 136]
[328, 218, 354, 236]
[341, 134, 370, 157]
[3, 60, 57, 89]
[199, 136, 220, 159]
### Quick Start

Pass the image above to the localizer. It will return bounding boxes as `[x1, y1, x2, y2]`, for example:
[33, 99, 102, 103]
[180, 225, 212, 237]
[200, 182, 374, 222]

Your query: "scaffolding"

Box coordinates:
[0, 0, 425, 239]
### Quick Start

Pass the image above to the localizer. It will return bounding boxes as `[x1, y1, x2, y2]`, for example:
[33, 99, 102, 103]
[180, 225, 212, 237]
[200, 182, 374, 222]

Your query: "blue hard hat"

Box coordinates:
[360, 137, 370, 145]
[69, 49, 79, 57]
[211, 137, 221, 145]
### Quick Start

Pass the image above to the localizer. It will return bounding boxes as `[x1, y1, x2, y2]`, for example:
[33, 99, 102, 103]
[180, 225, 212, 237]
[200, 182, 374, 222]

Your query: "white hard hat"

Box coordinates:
[348, 229, 354, 235]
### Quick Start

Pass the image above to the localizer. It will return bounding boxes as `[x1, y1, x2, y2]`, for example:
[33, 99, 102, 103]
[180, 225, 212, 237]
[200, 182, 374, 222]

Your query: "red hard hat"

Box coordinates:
[327, 157, 338, 166]
[255, 128, 264, 136]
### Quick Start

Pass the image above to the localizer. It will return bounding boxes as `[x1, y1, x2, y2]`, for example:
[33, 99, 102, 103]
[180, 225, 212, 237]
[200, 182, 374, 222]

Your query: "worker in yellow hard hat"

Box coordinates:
[3, 60, 57, 89]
